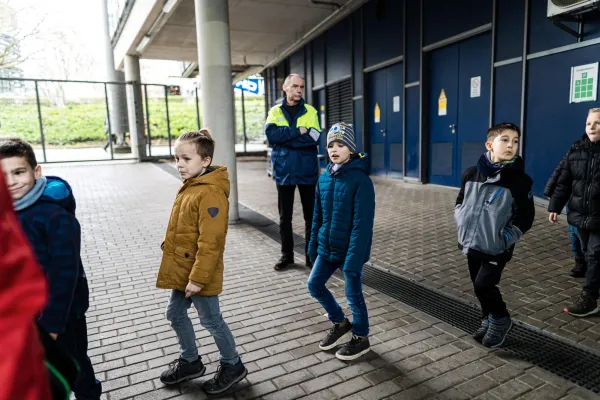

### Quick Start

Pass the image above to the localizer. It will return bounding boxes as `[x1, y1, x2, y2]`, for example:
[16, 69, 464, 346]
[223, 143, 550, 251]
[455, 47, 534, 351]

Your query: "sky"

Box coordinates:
[3, 0, 182, 82]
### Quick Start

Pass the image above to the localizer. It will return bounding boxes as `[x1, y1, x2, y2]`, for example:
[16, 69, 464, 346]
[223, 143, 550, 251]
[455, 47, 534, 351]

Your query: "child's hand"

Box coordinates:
[549, 212, 559, 224]
[185, 282, 202, 298]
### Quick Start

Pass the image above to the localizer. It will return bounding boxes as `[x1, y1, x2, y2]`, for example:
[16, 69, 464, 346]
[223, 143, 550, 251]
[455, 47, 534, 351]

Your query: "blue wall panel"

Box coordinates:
[495, 0, 524, 61]
[493, 63, 521, 125]
[405, 86, 419, 178]
[313, 35, 326, 88]
[363, 0, 403, 68]
[289, 48, 305, 76]
[353, 10, 363, 96]
[423, 0, 492, 46]
[405, 0, 420, 83]
[326, 17, 352, 83]
[525, 46, 600, 197]
[353, 99, 364, 153]
[529, 0, 577, 54]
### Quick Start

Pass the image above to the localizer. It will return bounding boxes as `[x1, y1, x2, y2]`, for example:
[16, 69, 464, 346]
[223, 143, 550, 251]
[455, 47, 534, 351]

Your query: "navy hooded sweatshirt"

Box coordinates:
[16, 176, 89, 334]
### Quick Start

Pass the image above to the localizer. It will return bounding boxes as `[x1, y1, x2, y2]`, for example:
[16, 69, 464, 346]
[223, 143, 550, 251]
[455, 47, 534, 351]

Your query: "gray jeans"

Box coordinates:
[166, 290, 239, 365]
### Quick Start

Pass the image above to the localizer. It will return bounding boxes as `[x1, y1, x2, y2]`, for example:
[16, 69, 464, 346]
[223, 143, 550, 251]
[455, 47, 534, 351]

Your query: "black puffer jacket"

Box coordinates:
[544, 151, 569, 198]
[549, 135, 600, 230]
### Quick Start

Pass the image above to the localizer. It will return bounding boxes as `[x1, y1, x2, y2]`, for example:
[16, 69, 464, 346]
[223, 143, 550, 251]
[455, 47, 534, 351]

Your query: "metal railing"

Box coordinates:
[0, 77, 267, 163]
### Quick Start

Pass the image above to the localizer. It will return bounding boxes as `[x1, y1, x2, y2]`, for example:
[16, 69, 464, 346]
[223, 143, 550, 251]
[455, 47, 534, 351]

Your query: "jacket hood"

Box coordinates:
[35, 176, 76, 214]
[328, 153, 369, 176]
[183, 166, 230, 198]
[477, 153, 524, 178]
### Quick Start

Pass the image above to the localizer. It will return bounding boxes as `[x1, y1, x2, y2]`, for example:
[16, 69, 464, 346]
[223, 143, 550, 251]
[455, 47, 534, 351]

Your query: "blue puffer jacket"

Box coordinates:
[308, 153, 375, 273]
[17, 176, 89, 334]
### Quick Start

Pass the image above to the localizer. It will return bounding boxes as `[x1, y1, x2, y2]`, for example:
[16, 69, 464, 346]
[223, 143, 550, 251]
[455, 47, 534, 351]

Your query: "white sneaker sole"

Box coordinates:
[335, 346, 371, 361]
[319, 331, 351, 351]
[565, 306, 599, 317]
[160, 366, 206, 385]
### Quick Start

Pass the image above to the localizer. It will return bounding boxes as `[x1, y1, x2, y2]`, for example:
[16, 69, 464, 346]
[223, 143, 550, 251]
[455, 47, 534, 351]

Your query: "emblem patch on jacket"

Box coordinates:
[208, 207, 219, 218]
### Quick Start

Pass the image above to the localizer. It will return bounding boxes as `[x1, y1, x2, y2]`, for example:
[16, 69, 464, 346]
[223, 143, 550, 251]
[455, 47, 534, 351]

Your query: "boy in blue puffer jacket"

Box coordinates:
[307, 122, 375, 361]
[0, 138, 101, 400]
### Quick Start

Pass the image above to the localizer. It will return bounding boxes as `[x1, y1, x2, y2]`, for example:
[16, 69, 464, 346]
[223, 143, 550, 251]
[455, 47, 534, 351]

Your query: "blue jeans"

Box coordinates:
[566, 205, 586, 258]
[307, 256, 369, 337]
[166, 290, 239, 365]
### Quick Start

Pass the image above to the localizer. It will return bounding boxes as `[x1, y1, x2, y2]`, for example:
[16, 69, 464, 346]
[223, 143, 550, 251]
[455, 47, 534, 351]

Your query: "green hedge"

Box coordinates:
[0, 96, 266, 146]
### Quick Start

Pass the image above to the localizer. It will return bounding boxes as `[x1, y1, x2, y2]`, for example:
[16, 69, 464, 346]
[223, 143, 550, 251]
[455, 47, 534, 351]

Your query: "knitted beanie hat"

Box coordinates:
[326, 122, 356, 153]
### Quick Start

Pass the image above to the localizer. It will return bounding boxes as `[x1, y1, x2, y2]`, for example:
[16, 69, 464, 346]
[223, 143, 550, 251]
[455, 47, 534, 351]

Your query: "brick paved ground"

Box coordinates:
[42, 162, 597, 400]
[237, 160, 600, 351]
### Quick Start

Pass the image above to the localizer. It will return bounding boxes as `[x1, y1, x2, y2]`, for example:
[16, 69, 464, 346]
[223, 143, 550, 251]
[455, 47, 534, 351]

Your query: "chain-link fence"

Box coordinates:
[0, 77, 267, 163]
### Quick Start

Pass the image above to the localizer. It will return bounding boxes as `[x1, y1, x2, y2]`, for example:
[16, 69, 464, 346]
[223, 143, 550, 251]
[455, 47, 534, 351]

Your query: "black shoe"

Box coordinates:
[202, 360, 247, 395]
[160, 358, 205, 385]
[319, 319, 352, 351]
[482, 316, 513, 348]
[565, 292, 599, 317]
[571, 258, 587, 278]
[472, 317, 489, 343]
[335, 334, 371, 361]
[306, 256, 312, 268]
[274, 256, 294, 271]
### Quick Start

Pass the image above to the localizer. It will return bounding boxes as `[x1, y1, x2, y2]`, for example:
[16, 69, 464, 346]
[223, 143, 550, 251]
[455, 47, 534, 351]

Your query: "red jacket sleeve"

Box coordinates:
[0, 166, 52, 400]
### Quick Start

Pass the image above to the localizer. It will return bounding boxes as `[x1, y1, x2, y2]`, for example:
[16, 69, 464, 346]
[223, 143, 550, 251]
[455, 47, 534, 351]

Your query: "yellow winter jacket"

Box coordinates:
[156, 166, 229, 296]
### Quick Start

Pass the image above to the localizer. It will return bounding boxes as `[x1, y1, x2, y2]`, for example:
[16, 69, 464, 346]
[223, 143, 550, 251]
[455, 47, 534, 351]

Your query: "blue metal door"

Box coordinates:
[367, 63, 403, 177]
[428, 33, 491, 187]
[314, 89, 327, 167]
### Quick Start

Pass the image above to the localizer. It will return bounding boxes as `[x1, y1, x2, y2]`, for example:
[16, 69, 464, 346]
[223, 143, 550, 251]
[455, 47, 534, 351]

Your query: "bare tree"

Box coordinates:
[0, 1, 42, 70]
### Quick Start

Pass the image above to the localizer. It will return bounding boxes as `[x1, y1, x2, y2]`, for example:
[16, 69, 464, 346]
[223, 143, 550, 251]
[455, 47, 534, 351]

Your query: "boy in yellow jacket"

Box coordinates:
[156, 130, 246, 395]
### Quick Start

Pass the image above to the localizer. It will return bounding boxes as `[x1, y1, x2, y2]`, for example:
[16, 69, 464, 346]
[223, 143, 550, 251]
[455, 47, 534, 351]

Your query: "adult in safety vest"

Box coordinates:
[266, 74, 321, 271]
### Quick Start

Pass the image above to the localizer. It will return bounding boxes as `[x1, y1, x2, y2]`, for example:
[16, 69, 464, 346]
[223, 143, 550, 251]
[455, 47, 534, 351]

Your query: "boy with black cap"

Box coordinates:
[307, 122, 376, 361]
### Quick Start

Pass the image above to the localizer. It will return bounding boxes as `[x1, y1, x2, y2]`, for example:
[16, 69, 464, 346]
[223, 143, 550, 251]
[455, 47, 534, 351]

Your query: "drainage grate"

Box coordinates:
[239, 204, 600, 393]
[154, 162, 600, 393]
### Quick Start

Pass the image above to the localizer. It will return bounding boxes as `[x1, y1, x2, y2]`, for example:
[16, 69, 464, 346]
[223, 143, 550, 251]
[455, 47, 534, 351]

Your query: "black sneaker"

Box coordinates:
[335, 335, 371, 361]
[160, 358, 206, 385]
[482, 316, 513, 348]
[472, 317, 489, 343]
[570, 258, 587, 278]
[274, 256, 294, 271]
[319, 319, 352, 351]
[202, 360, 247, 395]
[306, 256, 312, 268]
[565, 292, 599, 317]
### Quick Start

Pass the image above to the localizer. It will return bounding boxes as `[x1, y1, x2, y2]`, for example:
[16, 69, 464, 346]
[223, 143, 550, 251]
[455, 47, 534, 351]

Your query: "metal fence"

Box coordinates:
[0, 77, 267, 163]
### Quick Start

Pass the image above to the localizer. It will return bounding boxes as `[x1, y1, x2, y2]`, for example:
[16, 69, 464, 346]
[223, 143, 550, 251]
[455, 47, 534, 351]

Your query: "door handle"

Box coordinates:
[381, 128, 386, 137]
[449, 124, 456, 134]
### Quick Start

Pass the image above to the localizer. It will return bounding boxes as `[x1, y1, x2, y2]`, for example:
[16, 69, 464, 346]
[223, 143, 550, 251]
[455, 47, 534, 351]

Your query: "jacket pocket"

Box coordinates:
[174, 246, 196, 266]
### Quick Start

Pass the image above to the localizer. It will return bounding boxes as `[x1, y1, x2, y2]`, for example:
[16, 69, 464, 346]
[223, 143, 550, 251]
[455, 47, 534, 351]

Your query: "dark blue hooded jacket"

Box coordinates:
[17, 176, 89, 334]
[308, 153, 375, 273]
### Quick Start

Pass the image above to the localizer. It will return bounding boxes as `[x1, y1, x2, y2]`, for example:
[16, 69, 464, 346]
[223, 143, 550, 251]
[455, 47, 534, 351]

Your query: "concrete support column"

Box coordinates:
[124, 55, 146, 160]
[100, 0, 130, 152]
[194, 0, 239, 222]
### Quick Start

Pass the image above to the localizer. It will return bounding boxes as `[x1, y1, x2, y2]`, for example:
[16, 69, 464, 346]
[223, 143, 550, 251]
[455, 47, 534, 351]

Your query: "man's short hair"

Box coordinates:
[176, 129, 215, 160]
[0, 138, 37, 168]
[283, 74, 304, 88]
[487, 123, 521, 142]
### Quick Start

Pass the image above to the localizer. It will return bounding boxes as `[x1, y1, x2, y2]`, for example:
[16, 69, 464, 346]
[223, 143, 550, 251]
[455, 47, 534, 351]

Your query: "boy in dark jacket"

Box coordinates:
[307, 122, 375, 361]
[549, 108, 600, 317]
[455, 123, 535, 348]
[545, 150, 587, 277]
[0, 138, 101, 399]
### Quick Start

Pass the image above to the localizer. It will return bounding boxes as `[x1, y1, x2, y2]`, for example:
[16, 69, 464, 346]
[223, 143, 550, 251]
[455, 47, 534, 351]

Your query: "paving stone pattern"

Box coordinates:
[237, 161, 600, 351]
[40, 162, 597, 399]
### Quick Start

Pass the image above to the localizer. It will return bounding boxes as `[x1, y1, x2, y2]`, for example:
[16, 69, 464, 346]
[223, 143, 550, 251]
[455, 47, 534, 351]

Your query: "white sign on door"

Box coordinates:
[470, 76, 481, 98]
[393, 96, 400, 113]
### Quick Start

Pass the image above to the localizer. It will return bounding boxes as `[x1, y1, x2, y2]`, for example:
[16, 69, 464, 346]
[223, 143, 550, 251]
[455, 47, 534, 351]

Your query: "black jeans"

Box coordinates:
[56, 317, 102, 400]
[467, 255, 509, 319]
[579, 229, 600, 299]
[276, 184, 316, 259]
